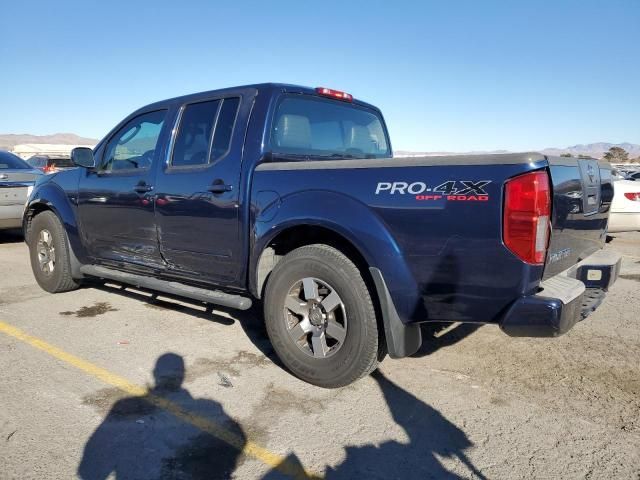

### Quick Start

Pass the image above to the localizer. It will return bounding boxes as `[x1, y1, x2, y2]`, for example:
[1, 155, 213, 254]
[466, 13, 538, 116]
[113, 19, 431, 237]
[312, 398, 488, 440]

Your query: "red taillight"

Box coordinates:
[624, 192, 640, 201]
[315, 87, 353, 102]
[503, 171, 551, 265]
[42, 165, 57, 174]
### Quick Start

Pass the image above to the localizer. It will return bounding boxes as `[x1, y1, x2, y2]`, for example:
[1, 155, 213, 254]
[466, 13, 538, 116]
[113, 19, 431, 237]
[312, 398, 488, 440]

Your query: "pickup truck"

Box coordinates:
[24, 83, 621, 388]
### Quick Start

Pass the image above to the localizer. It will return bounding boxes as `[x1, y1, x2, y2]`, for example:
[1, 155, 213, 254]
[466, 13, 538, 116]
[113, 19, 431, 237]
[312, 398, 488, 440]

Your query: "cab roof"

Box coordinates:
[142, 83, 379, 112]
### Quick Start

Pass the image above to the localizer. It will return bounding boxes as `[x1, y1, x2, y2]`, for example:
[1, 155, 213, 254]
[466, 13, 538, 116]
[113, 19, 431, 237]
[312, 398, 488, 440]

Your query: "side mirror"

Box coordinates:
[71, 147, 96, 168]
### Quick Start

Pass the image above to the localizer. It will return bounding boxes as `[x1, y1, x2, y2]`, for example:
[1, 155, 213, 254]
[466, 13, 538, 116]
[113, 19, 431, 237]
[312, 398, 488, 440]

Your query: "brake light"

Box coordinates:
[624, 192, 640, 201]
[315, 87, 353, 102]
[42, 165, 57, 174]
[503, 171, 551, 265]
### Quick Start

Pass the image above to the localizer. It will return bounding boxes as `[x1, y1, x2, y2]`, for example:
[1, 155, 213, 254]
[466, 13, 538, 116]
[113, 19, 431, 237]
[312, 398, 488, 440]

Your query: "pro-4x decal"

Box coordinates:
[375, 180, 492, 202]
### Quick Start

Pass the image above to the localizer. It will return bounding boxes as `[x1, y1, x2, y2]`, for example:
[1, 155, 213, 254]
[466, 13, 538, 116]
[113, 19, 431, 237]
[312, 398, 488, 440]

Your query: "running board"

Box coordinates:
[79, 265, 252, 310]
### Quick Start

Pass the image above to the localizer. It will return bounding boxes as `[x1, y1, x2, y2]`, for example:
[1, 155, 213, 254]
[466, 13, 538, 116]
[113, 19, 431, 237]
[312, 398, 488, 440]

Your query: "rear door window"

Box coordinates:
[271, 96, 390, 159]
[211, 97, 240, 160]
[170, 97, 240, 168]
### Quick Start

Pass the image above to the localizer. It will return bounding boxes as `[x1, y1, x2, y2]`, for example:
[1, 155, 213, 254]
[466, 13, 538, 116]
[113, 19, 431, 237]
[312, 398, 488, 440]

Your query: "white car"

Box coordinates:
[608, 179, 640, 233]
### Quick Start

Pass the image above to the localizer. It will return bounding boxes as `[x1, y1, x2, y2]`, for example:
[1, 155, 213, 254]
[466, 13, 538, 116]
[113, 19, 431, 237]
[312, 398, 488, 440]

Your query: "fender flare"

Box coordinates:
[24, 182, 87, 277]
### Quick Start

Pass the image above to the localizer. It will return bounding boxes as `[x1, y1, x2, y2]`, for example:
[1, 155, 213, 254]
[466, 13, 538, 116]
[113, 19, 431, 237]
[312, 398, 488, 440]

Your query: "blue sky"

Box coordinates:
[1, 0, 639, 151]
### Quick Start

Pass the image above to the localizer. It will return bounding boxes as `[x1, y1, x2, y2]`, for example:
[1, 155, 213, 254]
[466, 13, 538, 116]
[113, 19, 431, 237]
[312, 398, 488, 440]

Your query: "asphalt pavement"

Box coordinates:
[1, 229, 639, 479]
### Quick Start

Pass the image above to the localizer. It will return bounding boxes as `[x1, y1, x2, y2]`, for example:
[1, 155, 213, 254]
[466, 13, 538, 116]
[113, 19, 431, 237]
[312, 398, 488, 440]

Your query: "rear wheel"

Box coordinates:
[264, 244, 379, 388]
[28, 211, 80, 293]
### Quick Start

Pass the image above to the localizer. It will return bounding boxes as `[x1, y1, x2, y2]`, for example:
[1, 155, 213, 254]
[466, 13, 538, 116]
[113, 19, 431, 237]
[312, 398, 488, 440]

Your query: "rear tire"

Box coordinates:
[264, 244, 380, 388]
[28, 211, 80, 293]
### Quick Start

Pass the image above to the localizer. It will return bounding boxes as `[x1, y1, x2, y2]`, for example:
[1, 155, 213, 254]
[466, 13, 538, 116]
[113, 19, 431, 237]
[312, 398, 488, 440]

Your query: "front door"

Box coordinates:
[154, 96, 245, 285]
[77, 109, 168, 269]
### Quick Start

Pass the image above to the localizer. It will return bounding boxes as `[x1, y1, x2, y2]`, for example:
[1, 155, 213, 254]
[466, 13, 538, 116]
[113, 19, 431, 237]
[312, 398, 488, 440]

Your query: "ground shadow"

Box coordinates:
[262, 370, 485, 480]
[78, 353, 247, 480]
[0, 229, 23, 244]
[412, 321, 483, 357]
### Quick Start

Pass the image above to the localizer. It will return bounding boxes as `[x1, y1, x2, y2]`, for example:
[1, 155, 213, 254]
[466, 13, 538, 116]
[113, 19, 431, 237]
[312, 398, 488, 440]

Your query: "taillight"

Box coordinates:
[503, 170, 551, 265]
[315, 87, 353, 102]
[624, 192, 640, 201]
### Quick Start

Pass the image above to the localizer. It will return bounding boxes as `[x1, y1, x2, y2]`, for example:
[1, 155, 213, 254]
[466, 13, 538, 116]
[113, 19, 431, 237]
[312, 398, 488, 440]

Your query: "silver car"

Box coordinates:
[0, 150, 42, 230]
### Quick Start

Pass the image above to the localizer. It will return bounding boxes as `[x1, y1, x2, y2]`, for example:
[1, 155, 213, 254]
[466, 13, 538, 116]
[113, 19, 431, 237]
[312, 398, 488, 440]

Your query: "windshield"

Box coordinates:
[0, 151, 31, 169]
[271, 95, 391, 159]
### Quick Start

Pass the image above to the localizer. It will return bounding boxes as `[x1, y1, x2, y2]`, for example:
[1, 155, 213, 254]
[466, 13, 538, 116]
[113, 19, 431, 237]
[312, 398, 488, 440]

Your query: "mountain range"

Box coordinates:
[1, 133, 638, 160]
[397, 142, 640, 159]
[0, 133, 99, 150]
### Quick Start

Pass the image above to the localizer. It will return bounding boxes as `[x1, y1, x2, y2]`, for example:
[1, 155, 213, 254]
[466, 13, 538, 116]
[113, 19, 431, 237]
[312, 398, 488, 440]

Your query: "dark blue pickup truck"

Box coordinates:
[24, 83, 621, 387]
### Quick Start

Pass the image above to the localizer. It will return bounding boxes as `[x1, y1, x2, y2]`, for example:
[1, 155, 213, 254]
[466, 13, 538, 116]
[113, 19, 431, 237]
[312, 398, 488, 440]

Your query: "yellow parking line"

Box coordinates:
[0, 320, 321, 480]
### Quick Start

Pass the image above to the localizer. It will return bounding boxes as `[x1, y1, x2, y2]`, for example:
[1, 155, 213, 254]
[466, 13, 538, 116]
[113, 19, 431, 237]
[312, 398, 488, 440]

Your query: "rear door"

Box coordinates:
[544, 156, 613, 278]
[154, 93, 250, 285]
[77, 109, 169, 269]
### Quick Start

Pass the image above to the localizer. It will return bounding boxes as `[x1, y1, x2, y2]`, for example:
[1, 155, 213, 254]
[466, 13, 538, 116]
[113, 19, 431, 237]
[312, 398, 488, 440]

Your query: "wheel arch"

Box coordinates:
[252, 223, 373, 300]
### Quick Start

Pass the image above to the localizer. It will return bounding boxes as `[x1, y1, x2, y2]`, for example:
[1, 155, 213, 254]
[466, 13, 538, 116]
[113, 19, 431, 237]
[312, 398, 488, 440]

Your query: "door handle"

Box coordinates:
[134, 183, 154, 194]
[208, 181, 233, 194]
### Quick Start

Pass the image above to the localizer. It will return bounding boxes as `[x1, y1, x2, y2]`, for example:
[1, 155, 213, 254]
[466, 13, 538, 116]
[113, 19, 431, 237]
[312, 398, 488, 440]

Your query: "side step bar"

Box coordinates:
[80, 265, 252, 310]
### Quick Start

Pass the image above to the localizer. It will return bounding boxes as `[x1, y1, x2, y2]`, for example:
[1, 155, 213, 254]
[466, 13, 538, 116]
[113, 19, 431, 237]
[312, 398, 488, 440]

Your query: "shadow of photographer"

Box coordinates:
[78, 353, 247, 480]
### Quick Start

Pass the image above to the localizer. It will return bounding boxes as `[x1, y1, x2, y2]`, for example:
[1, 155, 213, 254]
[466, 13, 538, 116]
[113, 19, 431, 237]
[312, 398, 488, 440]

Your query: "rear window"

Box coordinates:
[271, 96, 390, 159]
[52, 157, 74, 168]
[0, 151, 31, 169]
[28, 156, 48, 168]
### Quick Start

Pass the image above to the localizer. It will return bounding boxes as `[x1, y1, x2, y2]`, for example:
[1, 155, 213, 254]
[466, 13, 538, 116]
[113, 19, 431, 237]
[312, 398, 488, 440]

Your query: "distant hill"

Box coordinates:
[396, 142, 640, 160]
[0, 133, 99, 150]
[540, 142, 640, 159]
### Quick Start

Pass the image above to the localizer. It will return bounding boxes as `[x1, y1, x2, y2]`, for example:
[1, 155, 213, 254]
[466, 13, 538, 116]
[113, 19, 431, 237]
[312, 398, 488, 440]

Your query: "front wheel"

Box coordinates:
[28, 211, 80, 293]
[264, 244, 380, 388]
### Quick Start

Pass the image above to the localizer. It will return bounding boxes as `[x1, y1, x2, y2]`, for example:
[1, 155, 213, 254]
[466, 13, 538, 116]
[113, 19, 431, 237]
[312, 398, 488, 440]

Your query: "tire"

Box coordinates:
[264, 244, 380, 388]
[28, 211, 80, 293]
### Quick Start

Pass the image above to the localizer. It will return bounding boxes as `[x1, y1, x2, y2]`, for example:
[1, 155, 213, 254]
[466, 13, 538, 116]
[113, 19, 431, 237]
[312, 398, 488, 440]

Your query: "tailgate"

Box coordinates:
[543, 156, 613, 279]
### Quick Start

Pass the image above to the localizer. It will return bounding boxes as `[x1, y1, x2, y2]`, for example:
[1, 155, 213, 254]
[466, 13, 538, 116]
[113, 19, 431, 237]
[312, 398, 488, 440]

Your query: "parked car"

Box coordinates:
[0, 150, 42, 231]
[27, 155, 75, 174]
[608, 179, 640, 232]
[23, 83, 621, 387]
[611, 168, 627, 181]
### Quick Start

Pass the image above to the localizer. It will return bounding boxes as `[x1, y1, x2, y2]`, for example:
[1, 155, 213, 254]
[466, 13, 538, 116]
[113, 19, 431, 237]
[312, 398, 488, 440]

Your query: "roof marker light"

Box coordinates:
[315, 87, 353, 102]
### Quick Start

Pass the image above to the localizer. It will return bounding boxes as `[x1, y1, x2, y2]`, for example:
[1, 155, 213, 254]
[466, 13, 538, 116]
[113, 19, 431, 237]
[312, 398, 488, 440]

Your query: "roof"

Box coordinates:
[11, 143, 95, 158]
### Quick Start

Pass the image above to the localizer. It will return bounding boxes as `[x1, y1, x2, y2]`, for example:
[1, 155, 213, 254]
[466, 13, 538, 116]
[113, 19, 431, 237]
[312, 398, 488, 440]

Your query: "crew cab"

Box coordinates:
[24, 83, 621, 387]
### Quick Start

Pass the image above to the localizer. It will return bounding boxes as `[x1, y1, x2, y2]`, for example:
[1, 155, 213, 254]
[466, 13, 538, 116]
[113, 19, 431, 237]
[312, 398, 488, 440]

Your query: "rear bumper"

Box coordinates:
[500, 249, 622, 337]
[607, 212, 640, 233]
